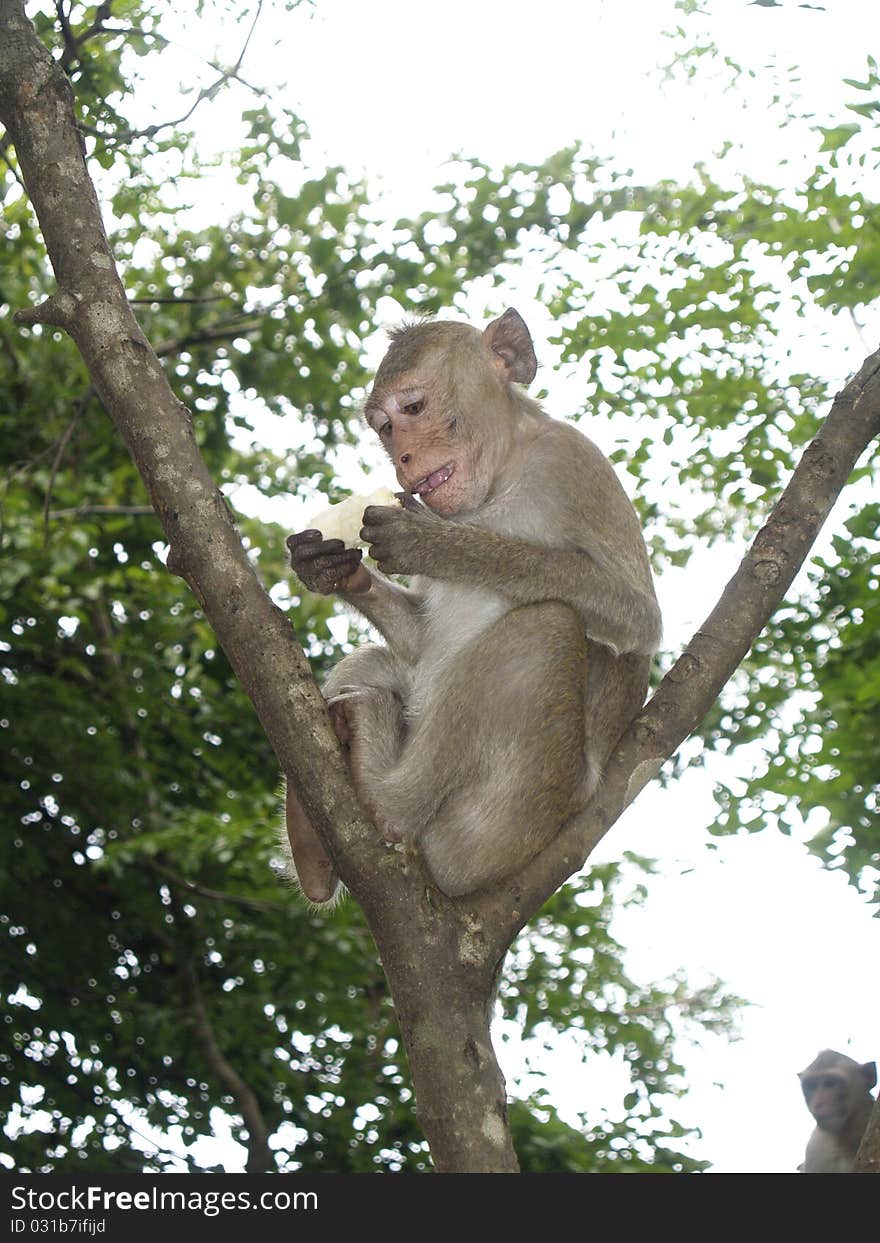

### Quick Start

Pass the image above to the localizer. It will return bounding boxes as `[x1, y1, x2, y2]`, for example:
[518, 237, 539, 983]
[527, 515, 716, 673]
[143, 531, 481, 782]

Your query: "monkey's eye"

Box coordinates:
[402, 399, 425, 416]
[378, 420, 392, 437]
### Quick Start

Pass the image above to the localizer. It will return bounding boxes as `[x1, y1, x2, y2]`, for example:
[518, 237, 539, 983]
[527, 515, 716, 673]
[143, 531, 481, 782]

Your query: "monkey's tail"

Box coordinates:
[276, 778, 346, 910]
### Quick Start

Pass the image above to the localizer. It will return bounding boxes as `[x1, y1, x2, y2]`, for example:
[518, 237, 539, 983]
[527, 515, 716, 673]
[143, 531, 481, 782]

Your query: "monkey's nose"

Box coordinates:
[399, 453, 411, 465]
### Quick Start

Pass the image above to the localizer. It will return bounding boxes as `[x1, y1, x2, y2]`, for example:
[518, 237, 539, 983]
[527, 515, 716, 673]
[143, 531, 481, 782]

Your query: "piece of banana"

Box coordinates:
[307, 486, 401, 548]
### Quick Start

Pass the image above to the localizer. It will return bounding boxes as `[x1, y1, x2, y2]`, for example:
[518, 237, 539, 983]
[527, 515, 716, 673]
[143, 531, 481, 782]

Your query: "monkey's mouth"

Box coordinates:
[411, 463, 455, 497]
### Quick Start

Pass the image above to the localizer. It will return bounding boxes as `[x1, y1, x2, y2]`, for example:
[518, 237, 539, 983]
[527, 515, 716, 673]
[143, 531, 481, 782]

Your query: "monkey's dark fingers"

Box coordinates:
[290, 535, 350, 562]
[361, 504, 402, 525]
[293, 546, 365, 595]
[367, 542, 404, 575]
[360, 505, 410, 545]
[395, 491, 422, 513]
[290, 534, 362, 571]
[287, 529, 325, 550]
[287, 530, 335, 568]
[304, 547, 363, 575]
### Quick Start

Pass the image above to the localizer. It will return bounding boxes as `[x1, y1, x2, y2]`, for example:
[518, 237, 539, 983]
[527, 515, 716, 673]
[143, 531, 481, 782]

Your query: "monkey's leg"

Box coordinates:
[378, 602, 589, 896]
[324, 646, 408, 788]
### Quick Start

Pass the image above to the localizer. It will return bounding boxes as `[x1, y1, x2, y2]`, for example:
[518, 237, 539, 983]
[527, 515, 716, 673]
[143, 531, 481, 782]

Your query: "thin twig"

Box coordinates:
[848, 307, 872, 353]
[114, 1109, 202, 1173]
[155, 320, 262, 357]
[129, 294, 231, 306]
[0, 138, 24, 192]
[73, 1, 114, 51]
[42, 385, 95, 545]
[90, 24, 168, 45]
[53, 0, 76, 64]
[0, 320, 24, 388]
[48, 504, 156, 519]
[78, 1, 266, 145]
[147, 859, 291, 914]
[177, 954, 274, 1172]
[55, 1, 115, 73]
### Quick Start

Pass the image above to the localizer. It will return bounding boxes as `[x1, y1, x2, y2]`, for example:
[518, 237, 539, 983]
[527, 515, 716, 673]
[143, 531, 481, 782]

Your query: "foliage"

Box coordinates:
[712, 503, 880, 886]
[1, 0, 877, 1171]
[502, 865, 740, 1173]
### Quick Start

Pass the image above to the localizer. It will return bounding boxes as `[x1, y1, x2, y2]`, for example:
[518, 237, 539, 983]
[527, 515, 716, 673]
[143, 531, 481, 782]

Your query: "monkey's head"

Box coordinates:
[799, 1050, 877, 1133]
[363, 308, 538, 516]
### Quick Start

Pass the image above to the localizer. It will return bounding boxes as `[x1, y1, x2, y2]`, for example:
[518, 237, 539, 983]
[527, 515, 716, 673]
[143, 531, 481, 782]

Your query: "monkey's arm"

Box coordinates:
[287, 530, 423, 662]
[364, 504, 658, 655]
[339, 570, 424, 663]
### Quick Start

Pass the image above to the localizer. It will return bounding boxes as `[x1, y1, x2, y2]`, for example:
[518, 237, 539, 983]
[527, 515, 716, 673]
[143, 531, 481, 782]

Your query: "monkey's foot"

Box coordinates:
[328, 700, 352, 750]
[327, 687, 365, 750]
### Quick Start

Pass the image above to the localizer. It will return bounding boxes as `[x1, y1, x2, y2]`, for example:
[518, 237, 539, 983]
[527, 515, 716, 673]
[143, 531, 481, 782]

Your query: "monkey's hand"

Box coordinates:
[287, 530, 371, 595]
[360, 499, 444, 578]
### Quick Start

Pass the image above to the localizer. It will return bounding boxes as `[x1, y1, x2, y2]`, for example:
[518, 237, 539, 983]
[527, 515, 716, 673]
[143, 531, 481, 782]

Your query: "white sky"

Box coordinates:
[88, 0, 880, 1172]
[258, 0, 876, 202]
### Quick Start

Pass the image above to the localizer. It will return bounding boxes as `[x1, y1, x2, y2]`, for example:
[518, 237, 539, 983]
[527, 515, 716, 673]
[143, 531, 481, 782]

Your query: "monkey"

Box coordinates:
[798, 1049, 877, 1173]
[284, 308, 661, 903]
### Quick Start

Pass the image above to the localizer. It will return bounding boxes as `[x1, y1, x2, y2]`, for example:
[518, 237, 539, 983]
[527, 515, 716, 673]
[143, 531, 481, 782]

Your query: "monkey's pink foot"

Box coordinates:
[328, 699, 352, 750]
[327, 687, 364, 751]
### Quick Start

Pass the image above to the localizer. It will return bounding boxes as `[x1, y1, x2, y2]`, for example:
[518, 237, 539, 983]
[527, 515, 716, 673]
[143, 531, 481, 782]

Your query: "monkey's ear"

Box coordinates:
[862, 1062, 878, 1090]
[483, 308, 538, 385]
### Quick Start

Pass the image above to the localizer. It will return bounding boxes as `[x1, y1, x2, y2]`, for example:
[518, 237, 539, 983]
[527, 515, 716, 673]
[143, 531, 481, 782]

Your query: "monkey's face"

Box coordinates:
[365, 338, 508, 517]
[801, 1074, 851, 1133]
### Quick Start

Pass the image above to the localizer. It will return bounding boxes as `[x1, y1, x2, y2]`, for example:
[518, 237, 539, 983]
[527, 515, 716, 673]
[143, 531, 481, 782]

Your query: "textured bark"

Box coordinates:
[365, 890, 519, 1172]
[2, 0, 879, 1173]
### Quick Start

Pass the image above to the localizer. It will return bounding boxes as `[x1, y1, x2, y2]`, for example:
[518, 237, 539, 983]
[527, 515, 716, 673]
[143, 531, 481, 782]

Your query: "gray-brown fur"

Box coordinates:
[286, 308, 661, 901]
[799, 1049, 877, 1173]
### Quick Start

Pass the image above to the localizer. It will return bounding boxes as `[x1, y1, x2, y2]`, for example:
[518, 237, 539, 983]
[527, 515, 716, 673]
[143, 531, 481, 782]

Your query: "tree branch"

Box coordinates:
[53, 0, 76, 66]
[129, 294, 231, 306]
[48, 503, 156, 519]
[146, 911, 274, 1174]
[42, 384, 95, 542]
[0, 133, 24, 193]
[854, 1094, 880, 1174]
[155, 319, 262, 357]
[76, 1, 265, 145]
[146, 858, 291, 914]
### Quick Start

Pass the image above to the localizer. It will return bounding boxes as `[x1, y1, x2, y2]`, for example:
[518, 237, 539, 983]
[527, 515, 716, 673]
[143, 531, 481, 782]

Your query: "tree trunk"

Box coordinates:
[374, 912, 518, 1172]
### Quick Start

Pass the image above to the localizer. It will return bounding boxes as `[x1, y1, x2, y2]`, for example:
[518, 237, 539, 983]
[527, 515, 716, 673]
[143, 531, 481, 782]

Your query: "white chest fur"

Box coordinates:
[407, 579, 508, 718]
